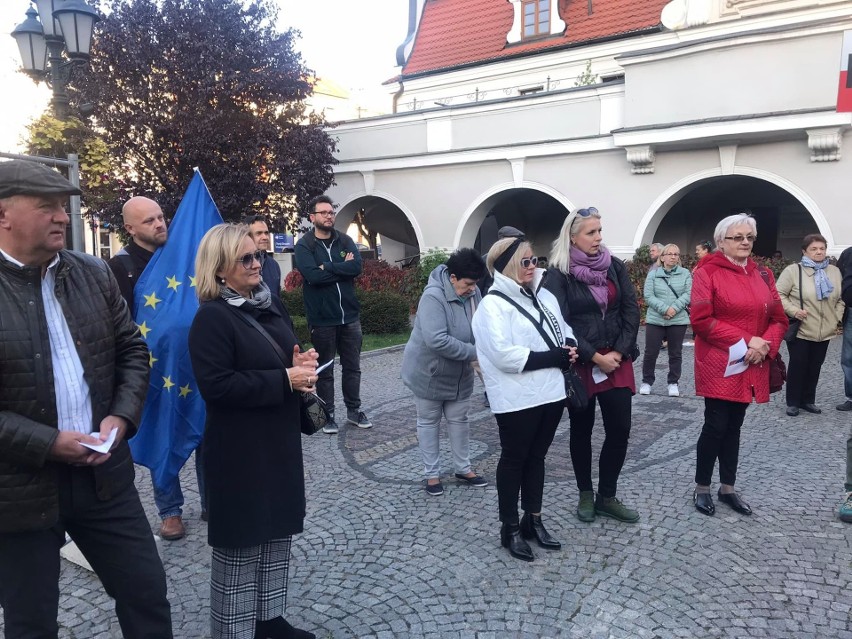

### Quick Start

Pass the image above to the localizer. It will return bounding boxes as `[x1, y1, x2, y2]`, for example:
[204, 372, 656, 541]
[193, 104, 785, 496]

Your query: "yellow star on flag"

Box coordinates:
[138, 321, 151, 339]
[162, 376, 175, 391]
[149, 351, 158, 368]
[143, 291, 162, 309]
[189, 275, 197, 287]
[166, 275, 182, 291]
[179, 384, 193, 398]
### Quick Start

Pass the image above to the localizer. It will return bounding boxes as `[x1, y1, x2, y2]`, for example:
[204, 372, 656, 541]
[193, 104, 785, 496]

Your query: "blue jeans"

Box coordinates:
[310, 320, 363, 413]
[843, 313, 852, 402]
[151, 443, 206, 520]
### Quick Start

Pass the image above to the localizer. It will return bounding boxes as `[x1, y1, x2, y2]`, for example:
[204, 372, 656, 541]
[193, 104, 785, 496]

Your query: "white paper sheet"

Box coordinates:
[724, 338, 749, 378]
[315, 360, 333, 374]
[591, 365, 608, 384]
[79, 428, 117, 454]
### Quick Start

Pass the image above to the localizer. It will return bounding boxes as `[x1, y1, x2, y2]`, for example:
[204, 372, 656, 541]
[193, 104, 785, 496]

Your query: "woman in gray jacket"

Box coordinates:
[402, 248, 489, 496]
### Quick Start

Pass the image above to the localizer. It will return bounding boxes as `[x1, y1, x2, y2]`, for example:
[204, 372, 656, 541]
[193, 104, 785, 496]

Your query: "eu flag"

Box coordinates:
[129, 171, 223, 493]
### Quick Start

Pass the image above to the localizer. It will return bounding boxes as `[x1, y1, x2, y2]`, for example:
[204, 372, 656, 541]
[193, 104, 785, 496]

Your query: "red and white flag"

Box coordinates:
[838, 30, 852, 112]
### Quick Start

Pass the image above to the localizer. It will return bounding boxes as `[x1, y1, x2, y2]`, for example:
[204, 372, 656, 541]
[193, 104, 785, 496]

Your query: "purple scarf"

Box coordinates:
[570, 245, 612, 314]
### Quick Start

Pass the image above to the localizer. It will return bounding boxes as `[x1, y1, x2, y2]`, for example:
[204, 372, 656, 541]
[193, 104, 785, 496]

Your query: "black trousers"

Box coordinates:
[495, 400, 564, 524]
[785, 338, 830, 408]
[568, 387, 632, 498]
[0, 465, 173, 639]
[642, 324, 688, 385]
[695, 398, 749, 486]
[310, 320, 363, 412]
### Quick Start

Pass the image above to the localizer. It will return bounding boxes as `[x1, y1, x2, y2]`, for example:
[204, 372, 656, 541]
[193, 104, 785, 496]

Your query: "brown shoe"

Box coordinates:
[159, 515, 186, 540]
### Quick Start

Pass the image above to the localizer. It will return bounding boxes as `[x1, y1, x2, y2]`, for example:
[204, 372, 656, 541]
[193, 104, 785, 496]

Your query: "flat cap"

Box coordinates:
[0, 160, 82, 199]
[497, 225, 525, 240]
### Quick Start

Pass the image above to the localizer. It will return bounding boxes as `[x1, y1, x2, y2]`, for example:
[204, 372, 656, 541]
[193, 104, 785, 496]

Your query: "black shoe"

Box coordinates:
[718, 490, 752, 516]
[837, 400, 852, 412]
[693, 491, 715, 516]
[255, 617, 316, 639]
[520, 512, 561, 549]
[786, 406, 800, 416]
[801, 403, 821, 414]
[500, 523, 534, 562]
[455, 473, 488, 487]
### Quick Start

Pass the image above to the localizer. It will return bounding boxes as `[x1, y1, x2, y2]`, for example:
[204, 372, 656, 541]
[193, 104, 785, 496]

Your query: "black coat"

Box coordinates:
[188, 296, 305, 548]
[543, 257, 640, 364]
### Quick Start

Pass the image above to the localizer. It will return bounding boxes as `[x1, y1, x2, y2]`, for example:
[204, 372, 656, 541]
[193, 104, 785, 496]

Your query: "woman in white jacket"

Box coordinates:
[472, 237, 577, 562]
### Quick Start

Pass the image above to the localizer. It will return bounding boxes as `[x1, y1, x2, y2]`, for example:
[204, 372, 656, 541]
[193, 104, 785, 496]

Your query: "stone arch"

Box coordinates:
[456, 182, 575, 258]
[634, 168, 833, 256]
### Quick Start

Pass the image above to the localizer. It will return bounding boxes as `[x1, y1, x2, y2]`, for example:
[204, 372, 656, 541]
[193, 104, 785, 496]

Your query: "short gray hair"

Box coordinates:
[713, 214, 757, 249]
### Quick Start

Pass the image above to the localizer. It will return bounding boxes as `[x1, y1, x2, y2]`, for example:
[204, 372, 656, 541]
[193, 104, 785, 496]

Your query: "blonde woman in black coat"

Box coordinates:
[189, 224, 318, 639]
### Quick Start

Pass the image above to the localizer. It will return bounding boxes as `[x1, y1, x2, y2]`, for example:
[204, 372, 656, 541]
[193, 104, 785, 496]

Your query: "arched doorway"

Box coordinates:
[458, 185, 573, 262]
[336, 194, 422, 266]
[639, 175, 823, 259]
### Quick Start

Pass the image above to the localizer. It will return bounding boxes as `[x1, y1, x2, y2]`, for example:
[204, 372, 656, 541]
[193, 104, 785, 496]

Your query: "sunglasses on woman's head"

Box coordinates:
[520, 256, 538, 269]
[576, 207, 598, 217]
[238, 250, 265, 269]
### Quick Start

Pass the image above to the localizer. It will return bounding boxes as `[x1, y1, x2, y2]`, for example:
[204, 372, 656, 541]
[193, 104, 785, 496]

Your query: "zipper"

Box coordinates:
[321, 239, 346, 324]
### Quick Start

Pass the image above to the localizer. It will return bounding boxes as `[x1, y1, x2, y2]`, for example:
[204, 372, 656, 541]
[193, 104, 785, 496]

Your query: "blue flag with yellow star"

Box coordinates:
[129, 171, 223, 493]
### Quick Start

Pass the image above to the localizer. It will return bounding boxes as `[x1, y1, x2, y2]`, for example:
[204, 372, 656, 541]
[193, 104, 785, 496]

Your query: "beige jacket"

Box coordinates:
[776, 262, 845, 342]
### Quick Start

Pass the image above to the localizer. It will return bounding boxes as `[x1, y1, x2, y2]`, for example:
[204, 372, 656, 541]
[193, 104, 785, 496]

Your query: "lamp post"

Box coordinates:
[10, 1, 99, 253]
[11, 0, 100, 120]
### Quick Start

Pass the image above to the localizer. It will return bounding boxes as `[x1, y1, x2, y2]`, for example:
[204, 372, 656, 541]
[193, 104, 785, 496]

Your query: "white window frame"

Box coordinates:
[507, 0, 566, 44]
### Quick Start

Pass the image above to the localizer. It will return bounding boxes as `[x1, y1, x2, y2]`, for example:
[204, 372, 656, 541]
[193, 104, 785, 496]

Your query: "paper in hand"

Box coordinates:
[724, 339, 749, 377]
[79, 428, 117, 454]
[315, 360, 333, 374]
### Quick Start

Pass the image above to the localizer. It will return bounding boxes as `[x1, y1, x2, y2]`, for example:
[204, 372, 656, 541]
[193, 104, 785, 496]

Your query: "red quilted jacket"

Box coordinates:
[690, 252, 788, 404]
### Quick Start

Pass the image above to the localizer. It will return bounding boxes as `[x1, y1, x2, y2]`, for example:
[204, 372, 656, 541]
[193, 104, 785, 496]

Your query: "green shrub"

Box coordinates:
[290, 315, 311, 344]
[280, 289, 305, 317]
[417, 248, 449, 291]
[357, 289, 411, 334]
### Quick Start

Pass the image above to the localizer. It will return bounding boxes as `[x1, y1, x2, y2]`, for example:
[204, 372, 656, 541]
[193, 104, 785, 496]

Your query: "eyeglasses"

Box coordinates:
[312, 209, 336, 217]
[576, 207, 598, 217]
[238, 250, 265, 269]
[724, 235, 757, 244]
[520, 256, 538, 268]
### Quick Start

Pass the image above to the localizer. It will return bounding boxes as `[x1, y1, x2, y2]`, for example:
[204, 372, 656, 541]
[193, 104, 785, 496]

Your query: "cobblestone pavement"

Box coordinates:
[4, 331, 852, 638]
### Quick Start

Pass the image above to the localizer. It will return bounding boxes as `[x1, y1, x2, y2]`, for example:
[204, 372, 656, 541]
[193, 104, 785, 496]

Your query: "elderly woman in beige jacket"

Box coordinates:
[776, 233, 845, 416]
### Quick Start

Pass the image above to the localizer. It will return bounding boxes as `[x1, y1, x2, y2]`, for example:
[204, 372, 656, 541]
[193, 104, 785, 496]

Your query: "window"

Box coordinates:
[522, 0, 550, 39]
[99, 230, 112, 261]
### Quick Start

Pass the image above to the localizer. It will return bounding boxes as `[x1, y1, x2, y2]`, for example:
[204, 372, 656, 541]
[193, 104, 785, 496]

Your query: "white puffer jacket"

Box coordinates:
[472, 269, 575, 414]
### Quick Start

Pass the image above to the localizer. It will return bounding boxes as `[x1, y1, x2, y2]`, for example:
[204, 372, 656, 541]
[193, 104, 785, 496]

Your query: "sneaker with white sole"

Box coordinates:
[668, 384, 680, 397]
[639, 383, 651, 395]
[322, 415, 339, 434]
[347, 410, 372, 429]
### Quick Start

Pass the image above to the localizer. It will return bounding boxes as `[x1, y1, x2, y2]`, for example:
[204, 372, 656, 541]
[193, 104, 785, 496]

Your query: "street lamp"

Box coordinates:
[11, 0, 100, 120]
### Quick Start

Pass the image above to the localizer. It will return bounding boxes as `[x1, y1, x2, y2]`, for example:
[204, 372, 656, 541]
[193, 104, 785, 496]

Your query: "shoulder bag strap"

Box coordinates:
[489, 290, 559, 349]
[224, 304, 290, 369]
[797, 264, 803, 310]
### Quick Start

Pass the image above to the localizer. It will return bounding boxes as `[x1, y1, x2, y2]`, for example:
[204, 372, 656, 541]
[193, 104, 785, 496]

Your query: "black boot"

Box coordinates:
[255, 617, 316, 639]
[500, 522, 534, 562]
[520, 512, 562, 550]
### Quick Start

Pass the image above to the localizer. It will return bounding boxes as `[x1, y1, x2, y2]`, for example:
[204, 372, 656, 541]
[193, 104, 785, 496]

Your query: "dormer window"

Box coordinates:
[507, 0, 566, 44]
[523, 0, 549, 39]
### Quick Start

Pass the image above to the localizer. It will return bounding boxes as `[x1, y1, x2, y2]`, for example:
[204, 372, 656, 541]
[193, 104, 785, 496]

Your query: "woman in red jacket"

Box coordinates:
[690, 214, 787, 517]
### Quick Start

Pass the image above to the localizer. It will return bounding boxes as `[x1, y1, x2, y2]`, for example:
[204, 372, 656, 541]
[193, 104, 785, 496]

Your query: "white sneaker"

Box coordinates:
[668, 384, 680, 397]
[639, 383, 651, 395]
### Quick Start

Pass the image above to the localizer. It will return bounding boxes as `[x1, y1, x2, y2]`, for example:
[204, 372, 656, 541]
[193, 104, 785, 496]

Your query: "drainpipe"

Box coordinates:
[392, 80, 404, 115]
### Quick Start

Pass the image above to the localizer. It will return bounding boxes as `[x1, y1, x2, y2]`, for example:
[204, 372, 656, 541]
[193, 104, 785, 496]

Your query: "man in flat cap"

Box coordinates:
[0, 160, 173, 638]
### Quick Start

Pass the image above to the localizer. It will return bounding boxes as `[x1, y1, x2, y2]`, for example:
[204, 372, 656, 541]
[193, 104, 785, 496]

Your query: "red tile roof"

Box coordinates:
[402, 0, 668, 77]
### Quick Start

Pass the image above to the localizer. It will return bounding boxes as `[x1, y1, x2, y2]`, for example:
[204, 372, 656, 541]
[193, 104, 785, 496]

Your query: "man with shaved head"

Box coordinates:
[108, 197, 204, 542]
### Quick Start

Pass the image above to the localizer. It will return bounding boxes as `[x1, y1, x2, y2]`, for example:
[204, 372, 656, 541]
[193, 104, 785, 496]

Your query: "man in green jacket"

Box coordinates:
[294, 195, 371, 434]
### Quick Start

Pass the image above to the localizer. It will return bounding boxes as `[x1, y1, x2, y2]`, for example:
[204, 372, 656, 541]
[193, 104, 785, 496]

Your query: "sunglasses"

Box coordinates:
[724, 235, 757, 244]
[576, 207, 598, 217]
[238, 250, 265, 269]
[520, 256, 538, 269]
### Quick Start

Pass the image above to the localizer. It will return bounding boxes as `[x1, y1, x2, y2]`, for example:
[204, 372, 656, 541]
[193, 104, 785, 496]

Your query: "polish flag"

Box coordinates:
[839, 30, 852, 112]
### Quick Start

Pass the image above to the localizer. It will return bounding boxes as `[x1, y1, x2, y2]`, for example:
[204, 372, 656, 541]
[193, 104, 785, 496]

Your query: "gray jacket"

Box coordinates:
[401, 265, 480, 401]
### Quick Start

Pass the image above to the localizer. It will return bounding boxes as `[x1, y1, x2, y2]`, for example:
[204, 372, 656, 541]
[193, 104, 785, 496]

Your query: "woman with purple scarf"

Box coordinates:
[544, 207, 641, 524]
[776, 233, 845, 416]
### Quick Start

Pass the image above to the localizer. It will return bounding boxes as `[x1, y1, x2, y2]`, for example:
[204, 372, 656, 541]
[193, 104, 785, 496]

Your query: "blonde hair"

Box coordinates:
[486, 237, 533, 285]
[661, 243, 681, 266]
[195, 224, 252, 301]
[549, 208, 603, 274]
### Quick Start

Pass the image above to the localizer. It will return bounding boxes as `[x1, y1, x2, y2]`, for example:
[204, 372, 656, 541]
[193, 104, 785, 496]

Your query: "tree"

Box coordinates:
[68, 0, 337, 231]
[353, 207, 379, 252]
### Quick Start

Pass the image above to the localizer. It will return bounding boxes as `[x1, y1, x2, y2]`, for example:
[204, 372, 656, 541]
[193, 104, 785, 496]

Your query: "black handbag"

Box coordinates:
[489, 290, 588, 410]
[225, 305, 330, 435]
[783, 265, 803, 343]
